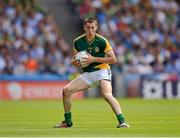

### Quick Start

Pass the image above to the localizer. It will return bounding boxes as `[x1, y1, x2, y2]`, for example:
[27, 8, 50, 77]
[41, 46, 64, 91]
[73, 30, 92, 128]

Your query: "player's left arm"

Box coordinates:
[92, 50, 116, 64]
[83, 49, 116, 65]
[82, 38, 116, 64]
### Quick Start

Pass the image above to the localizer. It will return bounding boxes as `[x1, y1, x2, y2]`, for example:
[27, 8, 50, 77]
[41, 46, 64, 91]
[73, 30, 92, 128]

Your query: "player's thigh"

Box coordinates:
[99, 79, 112, 96]
[64, 77, 89, 95]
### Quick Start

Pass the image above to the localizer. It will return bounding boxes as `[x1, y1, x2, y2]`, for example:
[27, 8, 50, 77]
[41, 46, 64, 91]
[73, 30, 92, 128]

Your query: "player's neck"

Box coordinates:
[86, 34, 95, 42]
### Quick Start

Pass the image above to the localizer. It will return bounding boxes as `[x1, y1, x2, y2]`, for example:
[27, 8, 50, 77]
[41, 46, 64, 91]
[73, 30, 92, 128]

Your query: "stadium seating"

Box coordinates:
[0, 0, 180, 76]
[69, 0, 180, 74]
[0, 0, 76, 75]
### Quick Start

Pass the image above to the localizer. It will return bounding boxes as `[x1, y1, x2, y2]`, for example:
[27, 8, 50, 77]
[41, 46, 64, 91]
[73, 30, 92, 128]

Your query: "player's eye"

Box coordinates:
[87, 26, 95, 30]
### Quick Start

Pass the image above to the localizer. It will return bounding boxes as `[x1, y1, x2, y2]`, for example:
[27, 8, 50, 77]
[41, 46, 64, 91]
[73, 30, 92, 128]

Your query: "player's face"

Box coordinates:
[84, 22, 98, 38]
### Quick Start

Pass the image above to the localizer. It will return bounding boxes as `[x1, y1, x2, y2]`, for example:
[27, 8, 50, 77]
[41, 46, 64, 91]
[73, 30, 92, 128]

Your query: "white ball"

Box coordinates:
[75, 51, 89, 67]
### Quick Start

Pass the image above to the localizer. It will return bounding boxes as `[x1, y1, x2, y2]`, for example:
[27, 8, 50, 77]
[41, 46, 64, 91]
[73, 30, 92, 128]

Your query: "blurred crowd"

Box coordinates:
[0, 0, 180, 76]
[0, 0, 75, 75]
[69, 0, 180, 74]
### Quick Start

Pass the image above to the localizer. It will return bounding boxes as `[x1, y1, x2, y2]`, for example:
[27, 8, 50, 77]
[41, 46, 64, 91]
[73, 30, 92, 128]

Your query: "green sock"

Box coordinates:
[64, 112, 72, 124]
[116, 114, 125, 124]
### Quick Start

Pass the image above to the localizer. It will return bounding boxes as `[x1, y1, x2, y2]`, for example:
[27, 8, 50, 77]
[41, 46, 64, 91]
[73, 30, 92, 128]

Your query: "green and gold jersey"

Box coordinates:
[73, 33, 112, 72]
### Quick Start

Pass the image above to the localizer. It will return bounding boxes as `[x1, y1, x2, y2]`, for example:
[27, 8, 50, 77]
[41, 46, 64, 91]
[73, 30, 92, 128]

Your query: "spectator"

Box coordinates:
[69, 0, 180, 74]
[0, 0, 76, 76]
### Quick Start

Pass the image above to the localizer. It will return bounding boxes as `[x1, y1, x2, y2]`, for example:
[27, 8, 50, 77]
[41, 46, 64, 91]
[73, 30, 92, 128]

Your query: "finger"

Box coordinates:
[75, 60, 80, 64]
[86, 53, 91, 56]
[82, 57, 88, 60]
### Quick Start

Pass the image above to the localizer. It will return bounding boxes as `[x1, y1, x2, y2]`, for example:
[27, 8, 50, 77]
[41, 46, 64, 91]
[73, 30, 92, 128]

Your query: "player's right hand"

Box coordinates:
[72, 60, 81, 67]
[71, 56, 81, 67]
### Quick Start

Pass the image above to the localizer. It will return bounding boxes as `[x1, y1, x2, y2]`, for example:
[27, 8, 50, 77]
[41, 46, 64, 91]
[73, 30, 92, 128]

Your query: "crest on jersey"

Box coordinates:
[95, 47, 99, 52]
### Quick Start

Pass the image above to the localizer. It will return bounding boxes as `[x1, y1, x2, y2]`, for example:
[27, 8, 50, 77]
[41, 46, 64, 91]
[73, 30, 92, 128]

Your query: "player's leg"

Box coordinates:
[99, 79, 122, 114]
[63, 77, 89, 113]
[54, 77, 89, 128]
[99, 79, 129, 128]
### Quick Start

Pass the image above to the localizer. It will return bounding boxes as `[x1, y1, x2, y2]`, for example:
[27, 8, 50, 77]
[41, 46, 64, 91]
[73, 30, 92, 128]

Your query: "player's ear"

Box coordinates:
[94, 21, 98, 31]
[83, 24, 86, 31]
[95, 24, 98, 31]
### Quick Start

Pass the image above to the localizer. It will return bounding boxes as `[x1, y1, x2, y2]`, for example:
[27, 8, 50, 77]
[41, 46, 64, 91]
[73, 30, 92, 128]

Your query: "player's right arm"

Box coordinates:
[71, 45, 81, 67]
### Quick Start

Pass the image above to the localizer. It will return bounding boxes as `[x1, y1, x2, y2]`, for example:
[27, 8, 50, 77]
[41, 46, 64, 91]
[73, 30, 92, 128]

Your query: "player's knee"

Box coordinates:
[62, 87, 72, 97]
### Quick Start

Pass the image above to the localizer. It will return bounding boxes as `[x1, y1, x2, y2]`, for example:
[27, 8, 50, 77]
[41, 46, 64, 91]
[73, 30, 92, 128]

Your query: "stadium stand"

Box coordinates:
[0, 0, 180, 76]
[68, 0, 180, 74]
[0, 0, 76, 76]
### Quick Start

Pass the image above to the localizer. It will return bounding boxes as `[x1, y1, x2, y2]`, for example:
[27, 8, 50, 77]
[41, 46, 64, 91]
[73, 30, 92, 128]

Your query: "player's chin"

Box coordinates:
[88, 33, 94, 36]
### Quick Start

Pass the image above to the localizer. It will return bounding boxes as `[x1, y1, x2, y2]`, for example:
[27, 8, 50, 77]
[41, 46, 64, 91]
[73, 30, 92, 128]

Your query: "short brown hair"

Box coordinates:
[83, 18, 97, 25]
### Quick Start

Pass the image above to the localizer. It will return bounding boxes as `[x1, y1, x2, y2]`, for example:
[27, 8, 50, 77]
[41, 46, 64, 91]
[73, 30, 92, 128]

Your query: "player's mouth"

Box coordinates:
[89, 33, 93, 36]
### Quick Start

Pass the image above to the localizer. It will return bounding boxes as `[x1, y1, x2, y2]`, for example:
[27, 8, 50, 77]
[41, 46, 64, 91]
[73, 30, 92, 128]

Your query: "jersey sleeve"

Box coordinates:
[104, 39, 112, 53]
[73, 40, 80, 52]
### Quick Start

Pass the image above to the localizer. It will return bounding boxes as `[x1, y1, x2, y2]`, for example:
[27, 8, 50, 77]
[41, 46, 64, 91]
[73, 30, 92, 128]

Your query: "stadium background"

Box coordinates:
[0, 0, 180, 136]
[0, 0, 179, 100]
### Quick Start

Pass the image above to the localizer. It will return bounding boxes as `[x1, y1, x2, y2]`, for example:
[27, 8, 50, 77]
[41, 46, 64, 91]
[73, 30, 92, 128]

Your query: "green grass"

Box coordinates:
[0, 98, 180, 137]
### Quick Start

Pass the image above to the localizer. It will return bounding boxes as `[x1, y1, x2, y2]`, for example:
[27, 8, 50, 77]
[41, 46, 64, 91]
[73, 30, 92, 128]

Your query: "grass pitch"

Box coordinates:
[0, 98, 180, 137]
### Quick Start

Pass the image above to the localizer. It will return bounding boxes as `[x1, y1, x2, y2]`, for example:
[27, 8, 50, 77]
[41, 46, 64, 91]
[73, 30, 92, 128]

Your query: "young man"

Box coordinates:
[54, 18, 129, 128]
